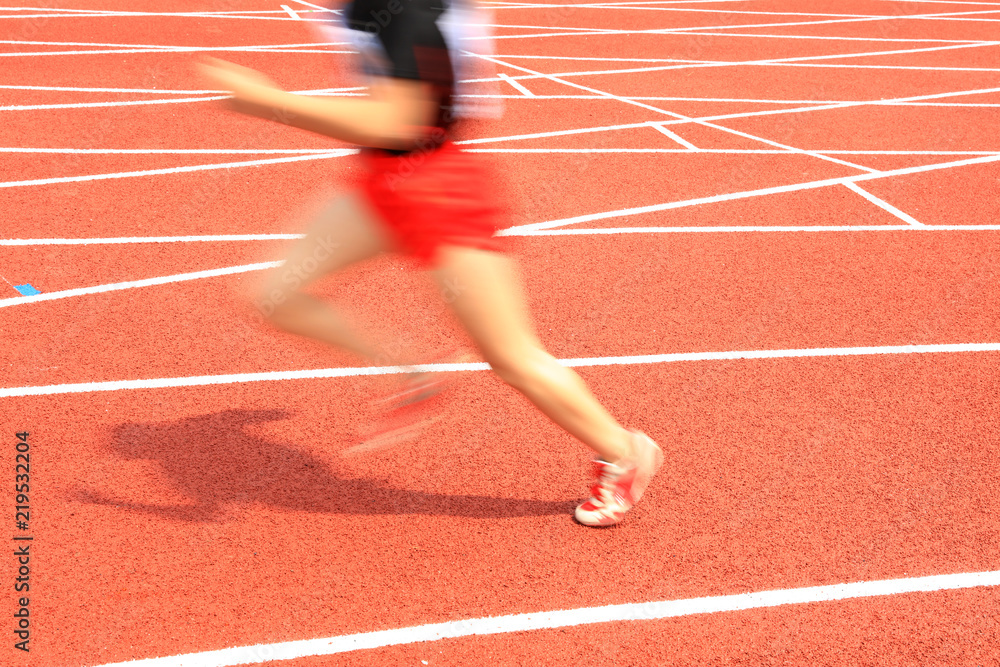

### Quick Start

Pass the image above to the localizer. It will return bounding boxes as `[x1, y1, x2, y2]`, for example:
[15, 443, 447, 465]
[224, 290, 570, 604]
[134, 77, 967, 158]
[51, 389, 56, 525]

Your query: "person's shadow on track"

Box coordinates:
[76, 409, 571, 521]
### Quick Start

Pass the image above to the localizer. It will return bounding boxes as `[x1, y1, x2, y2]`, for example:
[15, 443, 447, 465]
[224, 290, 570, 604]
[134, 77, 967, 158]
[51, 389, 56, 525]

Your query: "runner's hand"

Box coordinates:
[197, 57, 281, 105]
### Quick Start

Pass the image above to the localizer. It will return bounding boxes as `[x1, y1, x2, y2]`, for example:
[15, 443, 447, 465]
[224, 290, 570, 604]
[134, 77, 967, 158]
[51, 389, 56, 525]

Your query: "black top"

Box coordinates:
[342, 0, 456, 130]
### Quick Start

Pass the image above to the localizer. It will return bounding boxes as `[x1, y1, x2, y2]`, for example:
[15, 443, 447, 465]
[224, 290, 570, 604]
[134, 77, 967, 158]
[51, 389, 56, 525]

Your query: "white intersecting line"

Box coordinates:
[457, 83, 1000, 147]
[667, 119, 880, 173]
[488, 47, 1000, 74]
[482, 22, 620, 32]
[475, 40, 1000, 86]
[281, 5, 301, 20]
[9, 81, 991, 188]
[647, 123, 699, 150]
[497, 72, 536, 96]
[481, 0, 995, 19]
[576, 4, 1000, 23]
[841, 182, 926, 226]
[9, 38, 993, 113]
[479, 7, 1000, 41]
[472, 52, 880, 174]
[500, 153, 1000, 235]
[0, 261, 282, 310]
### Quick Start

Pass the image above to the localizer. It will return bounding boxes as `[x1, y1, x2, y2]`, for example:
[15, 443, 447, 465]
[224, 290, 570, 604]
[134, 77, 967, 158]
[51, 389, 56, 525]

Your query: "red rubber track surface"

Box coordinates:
[1, 1, 999, 666]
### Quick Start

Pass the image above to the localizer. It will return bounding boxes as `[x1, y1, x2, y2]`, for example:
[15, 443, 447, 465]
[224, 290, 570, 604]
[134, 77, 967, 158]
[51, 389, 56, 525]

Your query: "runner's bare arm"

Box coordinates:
[197, 58, 437, 150]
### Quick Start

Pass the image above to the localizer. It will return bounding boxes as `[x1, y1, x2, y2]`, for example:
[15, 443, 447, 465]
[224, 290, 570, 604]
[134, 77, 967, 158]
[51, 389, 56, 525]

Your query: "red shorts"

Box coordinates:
[361, 141, 506, 266]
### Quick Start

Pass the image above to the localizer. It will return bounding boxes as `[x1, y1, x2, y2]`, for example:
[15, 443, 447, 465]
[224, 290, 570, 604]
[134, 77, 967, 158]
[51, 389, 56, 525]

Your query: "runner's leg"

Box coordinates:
[433, 245, 633, 463]
[258, 190, 393, 361]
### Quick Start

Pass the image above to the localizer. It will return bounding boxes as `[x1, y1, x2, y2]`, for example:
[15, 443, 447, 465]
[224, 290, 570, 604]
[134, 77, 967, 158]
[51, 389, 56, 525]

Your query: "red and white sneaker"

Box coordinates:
[574, 431, 663, 527]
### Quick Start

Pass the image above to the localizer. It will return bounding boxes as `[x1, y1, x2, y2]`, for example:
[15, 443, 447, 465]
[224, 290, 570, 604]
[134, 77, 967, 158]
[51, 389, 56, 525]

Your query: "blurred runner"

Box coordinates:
[198, 0, 661, 526]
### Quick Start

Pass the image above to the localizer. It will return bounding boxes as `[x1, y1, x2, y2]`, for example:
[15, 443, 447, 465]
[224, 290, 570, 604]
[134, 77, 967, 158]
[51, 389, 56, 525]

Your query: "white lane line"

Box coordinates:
[0, 95, 228, 112]
[281, 5, 301, 20]
[0, 235, 300, 246]
[0, 262, 281, 310]
[0, 84, 223, 93]
[0, 151, 356, 189]
[842, 182, 926, 227]
[0, 6, 295, 14]
[497, 72, 536, 96]
[757, 62, 1000, 73]
[0, 11, 327, 21]
[884, 0, 1000, 4]
[0, 146, 993, 158]
[647, 122, 699, 150]
[0, 84, 360, 95]
[620, 30, 979, 43]
[501, 153, 1000, 234]
[0, 148, 340, 155]
[4, 343, 1000, 398]
[0, 46, 353, 57]
[462, 94, 1000, 107]
[0, 86, 364, 112]
[464, 149, 1000, 155]
[505, 225, 1000, 235]
[483, 97, 1000, 106]
[6, 224, 1000, 247]
[49, 571, 1000, 666]
[0, 38, 339, 49]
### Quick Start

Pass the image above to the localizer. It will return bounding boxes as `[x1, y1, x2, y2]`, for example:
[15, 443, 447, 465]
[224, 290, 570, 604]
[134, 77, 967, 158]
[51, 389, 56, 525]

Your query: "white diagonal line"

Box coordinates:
[476, 54, 879, 173]
[71, 571, 1000, 666]
[497, 72, 536, 96]
[647, 123, 699, 150]
[501, 154, 1000, 234]
[0, 95, 228, 112]
[842, 182, 926, 226]
[685, 120, 880, 173]
[0, 262, 281, 309]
